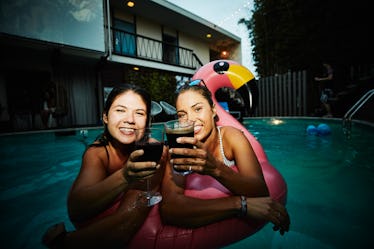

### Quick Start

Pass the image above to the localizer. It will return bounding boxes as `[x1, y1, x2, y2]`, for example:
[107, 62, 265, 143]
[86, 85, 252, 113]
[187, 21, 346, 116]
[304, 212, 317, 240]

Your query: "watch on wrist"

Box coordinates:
[239, 195, 247, 217]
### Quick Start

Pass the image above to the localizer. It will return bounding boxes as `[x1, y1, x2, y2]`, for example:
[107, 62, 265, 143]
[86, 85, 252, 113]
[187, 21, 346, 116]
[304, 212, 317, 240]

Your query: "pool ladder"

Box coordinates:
[342, 89, 374, 136]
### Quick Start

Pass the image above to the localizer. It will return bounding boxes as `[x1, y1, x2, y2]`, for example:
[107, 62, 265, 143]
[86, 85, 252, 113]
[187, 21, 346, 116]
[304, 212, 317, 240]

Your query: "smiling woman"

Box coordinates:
[156, 61, 289, 248]
[41, 84, 169, 249]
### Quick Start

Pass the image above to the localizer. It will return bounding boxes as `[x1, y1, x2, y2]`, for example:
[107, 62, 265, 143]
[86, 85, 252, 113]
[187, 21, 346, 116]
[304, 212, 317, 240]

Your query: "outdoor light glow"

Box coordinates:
[206, 33, 212, 38]
[127, 1, 135, 7]
[220, 50, 229, 59]
[133, 67, 139, 71]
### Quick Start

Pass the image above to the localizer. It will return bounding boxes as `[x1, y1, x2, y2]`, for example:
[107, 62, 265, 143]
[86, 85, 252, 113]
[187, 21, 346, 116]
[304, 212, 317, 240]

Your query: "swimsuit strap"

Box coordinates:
[104, 145, 110, 162]
[217, 126, 235, 167]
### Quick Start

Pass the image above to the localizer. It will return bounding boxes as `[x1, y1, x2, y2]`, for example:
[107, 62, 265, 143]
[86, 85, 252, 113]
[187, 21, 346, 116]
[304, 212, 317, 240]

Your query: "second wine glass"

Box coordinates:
[134, 127, 164, 206]
[164, 119, 195, 175]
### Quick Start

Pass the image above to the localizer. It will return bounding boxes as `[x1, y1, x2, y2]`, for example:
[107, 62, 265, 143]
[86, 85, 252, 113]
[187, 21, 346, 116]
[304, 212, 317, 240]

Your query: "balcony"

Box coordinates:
[111, 28, 202, 69]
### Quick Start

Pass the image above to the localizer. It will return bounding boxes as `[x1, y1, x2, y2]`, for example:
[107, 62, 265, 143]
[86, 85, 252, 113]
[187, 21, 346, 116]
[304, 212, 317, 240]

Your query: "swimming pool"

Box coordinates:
[0, 118, 373, 249]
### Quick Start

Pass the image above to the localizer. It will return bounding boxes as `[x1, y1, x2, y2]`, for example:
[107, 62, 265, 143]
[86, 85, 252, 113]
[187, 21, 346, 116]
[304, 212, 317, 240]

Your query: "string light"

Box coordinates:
[217, 1, 252, 27]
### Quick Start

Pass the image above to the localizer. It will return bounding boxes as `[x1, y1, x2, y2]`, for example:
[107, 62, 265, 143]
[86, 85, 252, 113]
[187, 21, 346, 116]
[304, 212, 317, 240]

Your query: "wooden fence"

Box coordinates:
[255, 70, 308, 116]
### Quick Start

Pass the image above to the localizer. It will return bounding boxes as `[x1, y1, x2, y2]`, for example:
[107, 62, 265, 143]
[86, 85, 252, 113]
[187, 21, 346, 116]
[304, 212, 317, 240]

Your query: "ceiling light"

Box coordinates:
[127, 1, 135, 7]
[220, 50, 229, 59]
[206, 33, 212, 38]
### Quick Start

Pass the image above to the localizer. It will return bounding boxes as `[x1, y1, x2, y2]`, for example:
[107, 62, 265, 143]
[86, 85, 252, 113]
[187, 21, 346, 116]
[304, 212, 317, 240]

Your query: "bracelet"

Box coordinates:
[239, 196, 247, 217]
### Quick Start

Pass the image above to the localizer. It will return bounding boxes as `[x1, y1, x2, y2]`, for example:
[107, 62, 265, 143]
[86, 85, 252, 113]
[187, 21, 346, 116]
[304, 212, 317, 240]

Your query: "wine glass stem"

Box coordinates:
[146, 179, 151, 199]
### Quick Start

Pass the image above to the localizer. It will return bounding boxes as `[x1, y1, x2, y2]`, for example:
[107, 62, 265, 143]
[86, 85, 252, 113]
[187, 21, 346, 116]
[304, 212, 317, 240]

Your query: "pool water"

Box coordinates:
[0, 118, 373, 249]
[225, 118, 374, 249]
[0, 129, 102, 249]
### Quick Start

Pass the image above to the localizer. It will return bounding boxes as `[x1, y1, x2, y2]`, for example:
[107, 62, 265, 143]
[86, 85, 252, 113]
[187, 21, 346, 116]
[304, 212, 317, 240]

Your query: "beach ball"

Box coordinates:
[306, 125, 318, 135]
[317, 123, 331, 135]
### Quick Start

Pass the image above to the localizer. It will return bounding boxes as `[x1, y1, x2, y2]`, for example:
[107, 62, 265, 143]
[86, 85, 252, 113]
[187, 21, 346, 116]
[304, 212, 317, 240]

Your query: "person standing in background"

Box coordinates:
[314, 62, 335, 117]
[40, 90, 56, 128]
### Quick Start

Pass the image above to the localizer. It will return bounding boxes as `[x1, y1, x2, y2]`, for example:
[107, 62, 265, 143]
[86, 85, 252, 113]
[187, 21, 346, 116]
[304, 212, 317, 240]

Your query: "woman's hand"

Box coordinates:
[245, 197, 290, 235]
[123, 149, 160, 183]
[123, 146, 167, 192]
[169, 137, 220, 176]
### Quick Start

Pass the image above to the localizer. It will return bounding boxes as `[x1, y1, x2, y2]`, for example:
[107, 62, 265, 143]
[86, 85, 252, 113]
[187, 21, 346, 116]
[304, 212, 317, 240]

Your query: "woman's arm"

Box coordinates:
[160, 125, 289, 233]
[215, 127, 269, 196]
[160, 126, 269, 228]
[160, 156, 290, 233]
[160, 160, 241, 228]
[44, 190, 151, 249]
[160, 162, 290, 233]
[168, 127, 268, 197]
[68, 146, 129, 222]
[68, 144, 167, 223]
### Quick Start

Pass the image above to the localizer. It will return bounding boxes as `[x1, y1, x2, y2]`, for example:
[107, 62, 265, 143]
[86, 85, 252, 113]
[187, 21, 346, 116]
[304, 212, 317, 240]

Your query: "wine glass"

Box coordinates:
[164, 119, 195, 175]
[134, 127, 164, 206]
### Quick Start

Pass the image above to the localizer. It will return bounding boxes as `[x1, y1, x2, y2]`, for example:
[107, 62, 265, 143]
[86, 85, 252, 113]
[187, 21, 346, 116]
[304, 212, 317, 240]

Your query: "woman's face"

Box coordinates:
[176, 90, 216, 142]
[103, 91, 148, 145]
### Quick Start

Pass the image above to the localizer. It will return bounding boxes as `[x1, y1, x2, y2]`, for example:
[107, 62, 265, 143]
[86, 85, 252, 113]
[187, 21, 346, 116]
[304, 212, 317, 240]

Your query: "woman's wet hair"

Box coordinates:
[93, 84, 152, 147]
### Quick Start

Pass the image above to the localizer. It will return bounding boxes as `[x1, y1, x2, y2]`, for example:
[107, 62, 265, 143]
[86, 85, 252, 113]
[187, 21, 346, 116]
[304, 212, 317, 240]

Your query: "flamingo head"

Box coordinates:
[191, 60, 257, 123]
[192, 60, 255, 95]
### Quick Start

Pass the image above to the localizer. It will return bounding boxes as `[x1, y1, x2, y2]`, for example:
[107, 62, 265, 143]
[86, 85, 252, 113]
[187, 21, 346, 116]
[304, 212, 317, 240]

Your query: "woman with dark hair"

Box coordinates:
[43, 84, 166, 248]
[160, 82, 290, 236]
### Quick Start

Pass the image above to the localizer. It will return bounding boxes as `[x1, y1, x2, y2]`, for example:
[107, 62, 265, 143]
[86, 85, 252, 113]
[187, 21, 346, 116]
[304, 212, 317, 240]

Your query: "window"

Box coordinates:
[162, 33, 179, 65]
[113, 19, 136, 56]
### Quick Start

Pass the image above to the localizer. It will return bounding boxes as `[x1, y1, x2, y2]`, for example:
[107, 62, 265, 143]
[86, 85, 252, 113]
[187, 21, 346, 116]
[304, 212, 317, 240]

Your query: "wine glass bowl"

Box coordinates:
[164, 119, 195, 175]
[134, 127, 164, 206]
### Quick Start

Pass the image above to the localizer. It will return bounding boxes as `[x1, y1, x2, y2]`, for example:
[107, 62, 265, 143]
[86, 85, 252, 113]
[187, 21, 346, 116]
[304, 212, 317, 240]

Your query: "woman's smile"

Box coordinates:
[194, 124, 203, 135]
[119, 127, 135, 135]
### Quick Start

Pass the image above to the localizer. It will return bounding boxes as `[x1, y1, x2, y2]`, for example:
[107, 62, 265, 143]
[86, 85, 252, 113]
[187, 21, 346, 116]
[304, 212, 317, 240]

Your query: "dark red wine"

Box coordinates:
[164, 120, 194, 175]
[166, 127, 194, 175]
[166, 130, 194, 150]
[166, 129, 193, 174]
[135, 142, 164, 162]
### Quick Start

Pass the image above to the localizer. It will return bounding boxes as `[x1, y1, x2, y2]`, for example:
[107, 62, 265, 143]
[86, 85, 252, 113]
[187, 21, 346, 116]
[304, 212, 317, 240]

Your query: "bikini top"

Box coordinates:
[217, 126, 235, 167]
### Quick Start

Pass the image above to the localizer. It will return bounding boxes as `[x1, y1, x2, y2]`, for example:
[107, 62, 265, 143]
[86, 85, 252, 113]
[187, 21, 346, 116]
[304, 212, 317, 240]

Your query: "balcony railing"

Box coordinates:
[112, 28, 202, 69]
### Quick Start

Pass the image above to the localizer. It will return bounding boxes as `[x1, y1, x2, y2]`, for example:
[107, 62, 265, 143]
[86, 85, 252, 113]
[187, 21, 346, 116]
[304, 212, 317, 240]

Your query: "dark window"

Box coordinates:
[162, 34, 179, 65]
[113, 19, 136, 56]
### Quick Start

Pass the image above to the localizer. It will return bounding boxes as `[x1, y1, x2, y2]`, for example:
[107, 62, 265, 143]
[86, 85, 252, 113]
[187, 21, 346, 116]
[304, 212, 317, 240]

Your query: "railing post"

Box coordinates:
[302, 70, 307, 116]
[287, 71, 292, 116]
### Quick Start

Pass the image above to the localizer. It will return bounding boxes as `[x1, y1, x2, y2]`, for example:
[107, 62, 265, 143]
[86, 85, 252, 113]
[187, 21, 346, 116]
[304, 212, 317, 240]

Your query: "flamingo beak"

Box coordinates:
[226, 64, 255, 90]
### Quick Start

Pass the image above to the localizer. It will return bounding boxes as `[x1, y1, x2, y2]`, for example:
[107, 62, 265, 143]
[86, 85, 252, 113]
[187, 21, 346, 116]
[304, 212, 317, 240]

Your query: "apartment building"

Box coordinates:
[0, 0, 241, 132]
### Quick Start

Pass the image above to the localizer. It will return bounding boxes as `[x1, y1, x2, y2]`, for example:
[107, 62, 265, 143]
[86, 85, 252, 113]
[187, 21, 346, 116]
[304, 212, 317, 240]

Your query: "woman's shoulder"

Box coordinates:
[86, 142, 106, 151]
[220, 126, 247, 143]
[220, 125, 245, 136]
[83, 144, 108, 160]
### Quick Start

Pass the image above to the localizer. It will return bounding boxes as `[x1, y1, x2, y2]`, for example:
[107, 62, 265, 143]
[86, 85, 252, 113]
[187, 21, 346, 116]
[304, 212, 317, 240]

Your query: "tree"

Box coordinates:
[125, 68, 177, 104]
[240, 0, 373, 77]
